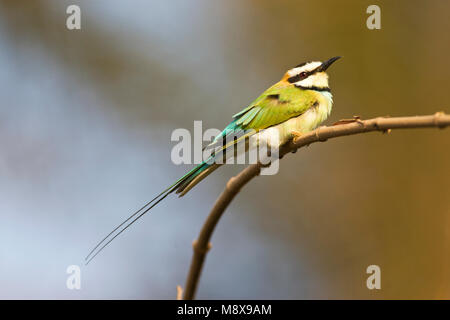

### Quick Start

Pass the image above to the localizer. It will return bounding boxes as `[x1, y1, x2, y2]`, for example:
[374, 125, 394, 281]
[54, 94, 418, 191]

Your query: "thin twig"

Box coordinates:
[182, 112, 450, 299]
[176, 285, 183, 300]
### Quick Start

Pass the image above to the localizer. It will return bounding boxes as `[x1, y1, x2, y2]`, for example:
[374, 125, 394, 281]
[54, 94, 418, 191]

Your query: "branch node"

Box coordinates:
[315, 128, 328, 142]
[226, 177, 236, 190]
[434, 111, 447, 129]
[374, 117, 386, 130]
[192, 240, 212, 253]
[332, 115, 363, 126]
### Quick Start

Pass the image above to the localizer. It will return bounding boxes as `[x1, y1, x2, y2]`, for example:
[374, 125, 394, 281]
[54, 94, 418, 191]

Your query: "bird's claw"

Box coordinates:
[291, 131, 303, 144]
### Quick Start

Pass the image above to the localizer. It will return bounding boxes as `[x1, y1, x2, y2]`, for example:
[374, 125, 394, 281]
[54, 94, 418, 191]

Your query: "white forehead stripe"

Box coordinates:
[287, 61, 322, 77]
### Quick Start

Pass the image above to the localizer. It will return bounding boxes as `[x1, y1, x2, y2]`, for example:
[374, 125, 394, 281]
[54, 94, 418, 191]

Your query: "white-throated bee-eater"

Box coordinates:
[86, 56, 341, 263]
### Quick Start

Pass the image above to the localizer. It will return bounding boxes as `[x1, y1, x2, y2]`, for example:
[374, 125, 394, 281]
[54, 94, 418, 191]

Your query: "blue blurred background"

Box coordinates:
[0, 0, 449, 299]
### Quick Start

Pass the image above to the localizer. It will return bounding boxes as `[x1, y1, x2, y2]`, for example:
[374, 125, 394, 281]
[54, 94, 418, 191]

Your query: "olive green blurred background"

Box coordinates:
[0, 0, 449, 299]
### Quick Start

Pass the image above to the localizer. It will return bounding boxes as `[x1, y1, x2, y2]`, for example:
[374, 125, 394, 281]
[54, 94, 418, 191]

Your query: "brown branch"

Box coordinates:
[182, 112, 450, 300]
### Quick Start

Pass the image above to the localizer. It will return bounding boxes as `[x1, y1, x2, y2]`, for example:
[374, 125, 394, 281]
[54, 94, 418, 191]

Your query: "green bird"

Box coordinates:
[86, 56, 341, 263]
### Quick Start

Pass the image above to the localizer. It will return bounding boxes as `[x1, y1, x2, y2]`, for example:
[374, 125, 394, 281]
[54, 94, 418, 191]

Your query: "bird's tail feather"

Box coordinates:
[85, 160, 216, 264]
[85, 130, 257, 263]
[176, 163, 221, 196]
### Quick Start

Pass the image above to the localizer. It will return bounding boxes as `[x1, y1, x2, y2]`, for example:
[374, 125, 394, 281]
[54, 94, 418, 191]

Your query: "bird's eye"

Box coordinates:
[299, 72, 307, 78]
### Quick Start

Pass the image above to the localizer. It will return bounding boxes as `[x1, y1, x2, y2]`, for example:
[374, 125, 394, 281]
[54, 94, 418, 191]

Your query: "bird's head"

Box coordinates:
[282, 56, 341, 91]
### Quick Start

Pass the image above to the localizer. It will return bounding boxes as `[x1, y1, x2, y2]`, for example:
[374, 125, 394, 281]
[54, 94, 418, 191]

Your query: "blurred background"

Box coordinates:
[0, 0, 449, 299]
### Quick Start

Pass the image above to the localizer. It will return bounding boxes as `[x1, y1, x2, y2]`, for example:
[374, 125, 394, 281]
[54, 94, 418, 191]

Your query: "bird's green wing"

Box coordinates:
[233, 84, 318, 130]
[214, 83, 318, 144]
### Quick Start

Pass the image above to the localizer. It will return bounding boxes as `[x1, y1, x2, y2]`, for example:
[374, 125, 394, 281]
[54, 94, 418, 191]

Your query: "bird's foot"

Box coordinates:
[291, 131, 303, 144]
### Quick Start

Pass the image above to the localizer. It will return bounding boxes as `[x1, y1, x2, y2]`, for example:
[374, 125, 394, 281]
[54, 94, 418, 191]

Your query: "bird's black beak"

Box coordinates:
[319, 56, 341, 72]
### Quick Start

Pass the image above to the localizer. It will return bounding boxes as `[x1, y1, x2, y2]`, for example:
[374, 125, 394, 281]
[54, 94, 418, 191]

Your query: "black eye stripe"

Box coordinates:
[288, 70, 311, 83]
[287, 66, 322, 83]
[288, 73, 304, 83]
